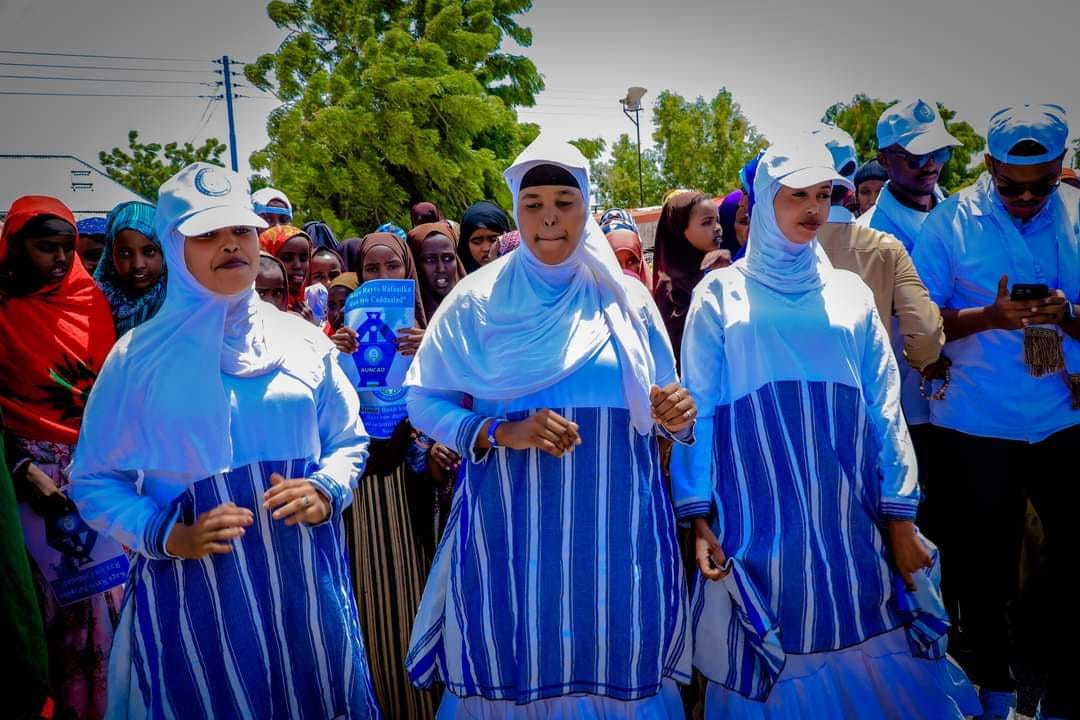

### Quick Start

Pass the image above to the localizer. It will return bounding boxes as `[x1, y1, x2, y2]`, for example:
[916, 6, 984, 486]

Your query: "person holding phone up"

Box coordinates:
[913, 104, 1080, 720]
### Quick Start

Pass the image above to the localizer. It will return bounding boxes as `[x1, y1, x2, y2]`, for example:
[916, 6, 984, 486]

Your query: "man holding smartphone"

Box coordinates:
[914, 104, 1080, 720]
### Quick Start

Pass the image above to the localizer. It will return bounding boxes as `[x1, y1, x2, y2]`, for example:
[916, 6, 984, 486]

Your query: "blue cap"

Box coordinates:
[76, 216, 107, 237]
[877, 99, 960, 155]
[988, 104, 1069, 166]
[810, 123, 858, 180]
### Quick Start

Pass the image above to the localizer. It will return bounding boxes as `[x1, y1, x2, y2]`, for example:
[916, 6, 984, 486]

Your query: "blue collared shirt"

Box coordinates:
[912, 174, 1080, 442]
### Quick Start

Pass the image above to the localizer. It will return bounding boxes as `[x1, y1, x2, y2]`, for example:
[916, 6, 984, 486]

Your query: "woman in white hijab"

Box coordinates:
[671, 140, 979, 719]
[69, 163, 381, 719]
[403, 136, 696, 718]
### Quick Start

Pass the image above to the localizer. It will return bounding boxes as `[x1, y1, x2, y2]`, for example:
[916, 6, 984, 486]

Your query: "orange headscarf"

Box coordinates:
[0, 196, 117, 444]
[259, 224, 312, 310]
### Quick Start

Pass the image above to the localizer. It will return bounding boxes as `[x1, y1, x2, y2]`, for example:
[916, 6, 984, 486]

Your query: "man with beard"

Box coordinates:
[914, 104, 1080, 720]
[858, 99, 960, 532]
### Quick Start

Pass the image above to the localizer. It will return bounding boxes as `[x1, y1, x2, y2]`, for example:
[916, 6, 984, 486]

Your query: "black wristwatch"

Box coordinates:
[1063, 301, 1077, 326]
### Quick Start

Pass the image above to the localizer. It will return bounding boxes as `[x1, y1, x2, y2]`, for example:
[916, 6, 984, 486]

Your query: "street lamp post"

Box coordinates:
[620, 86, 647, 208]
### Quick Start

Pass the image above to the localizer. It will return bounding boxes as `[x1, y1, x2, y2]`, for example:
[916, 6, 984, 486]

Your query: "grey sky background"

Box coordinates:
[1, 0, 1077, 184]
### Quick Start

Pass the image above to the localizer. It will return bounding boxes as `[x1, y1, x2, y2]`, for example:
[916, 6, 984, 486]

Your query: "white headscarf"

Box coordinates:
[74, 170, 284, 483]
[405, 135, 658, 433]
[738, 138, 853, 294]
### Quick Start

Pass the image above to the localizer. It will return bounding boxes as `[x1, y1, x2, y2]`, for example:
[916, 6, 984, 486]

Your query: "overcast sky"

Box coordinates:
[1, 0, 1077, 182]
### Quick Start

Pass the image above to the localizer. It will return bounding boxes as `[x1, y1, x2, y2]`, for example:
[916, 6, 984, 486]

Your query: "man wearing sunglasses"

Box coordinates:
[815, 126, 945, 475]
[913, 104, 1080, 720]
[858, 99, 960, 543]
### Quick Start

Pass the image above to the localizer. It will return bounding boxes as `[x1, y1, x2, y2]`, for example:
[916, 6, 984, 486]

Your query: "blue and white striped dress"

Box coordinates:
[672, 266, 978, 718]
[406, 334, 691, 716]
[72, 337, 381, 719]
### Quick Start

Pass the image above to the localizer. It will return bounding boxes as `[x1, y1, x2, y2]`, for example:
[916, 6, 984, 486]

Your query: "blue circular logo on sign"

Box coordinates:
[914, 101, 935, 124]
[374, 388, 407, 402]
[194, 167, 232, 197]
[364, 346, 383, 365]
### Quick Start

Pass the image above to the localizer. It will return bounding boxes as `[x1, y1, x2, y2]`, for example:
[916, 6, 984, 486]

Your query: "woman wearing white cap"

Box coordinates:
[672, 140, 979, 718]
[69, 163, 381, 718]
[402, 136, 696, 717]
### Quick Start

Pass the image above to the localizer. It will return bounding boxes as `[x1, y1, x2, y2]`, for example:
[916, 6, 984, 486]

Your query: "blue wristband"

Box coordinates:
[486, 419, 504, 448]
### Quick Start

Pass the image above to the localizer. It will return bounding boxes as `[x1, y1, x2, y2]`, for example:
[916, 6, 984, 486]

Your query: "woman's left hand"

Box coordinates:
[396, 327, 426, 357]
[886, 519, 932, 591]
[263, 473, 331, 526]
[650, 383, 697, 434]
[429, 443, 460, 474]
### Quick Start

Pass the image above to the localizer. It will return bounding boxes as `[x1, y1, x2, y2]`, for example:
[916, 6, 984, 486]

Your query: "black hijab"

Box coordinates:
[457, 201, 512, 273]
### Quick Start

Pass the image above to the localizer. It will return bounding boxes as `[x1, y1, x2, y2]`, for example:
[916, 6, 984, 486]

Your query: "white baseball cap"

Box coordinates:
[252, 187, 293, 215]
[876, 99, 961, 155]
[756, 136, 855, 197]
[988, 104, 1069, 165]
[810, 123, 858, 181]
[157, 163, 268, 237]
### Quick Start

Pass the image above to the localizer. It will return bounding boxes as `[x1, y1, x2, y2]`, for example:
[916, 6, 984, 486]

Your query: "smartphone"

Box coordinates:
[1011, 283, 1050, 302]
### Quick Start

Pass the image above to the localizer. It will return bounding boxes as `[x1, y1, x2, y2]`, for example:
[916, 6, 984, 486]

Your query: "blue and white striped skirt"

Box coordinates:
[106, 459, 381, 719]
[406, 407, 691, 707]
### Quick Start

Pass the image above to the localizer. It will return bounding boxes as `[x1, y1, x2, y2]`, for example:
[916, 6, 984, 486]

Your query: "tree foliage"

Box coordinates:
[246, 0, 544, 235]
[823, 95, 986, 191]
[589, 134, 665, 209]
[651, 88, 768, 196]
[98, 130, 226, 200]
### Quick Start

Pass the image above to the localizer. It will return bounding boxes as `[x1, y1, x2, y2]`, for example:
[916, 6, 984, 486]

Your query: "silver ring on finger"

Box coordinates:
[303, 494, 312, 508]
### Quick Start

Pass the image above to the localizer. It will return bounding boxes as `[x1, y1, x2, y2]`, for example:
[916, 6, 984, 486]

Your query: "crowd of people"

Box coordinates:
[2, 97, 1078, 720]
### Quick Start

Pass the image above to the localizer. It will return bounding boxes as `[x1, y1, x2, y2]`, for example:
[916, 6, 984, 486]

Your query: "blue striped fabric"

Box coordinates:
[692, 380, 906, 700]
[406, 407, 691, 704]
[117, 459, 381, 719]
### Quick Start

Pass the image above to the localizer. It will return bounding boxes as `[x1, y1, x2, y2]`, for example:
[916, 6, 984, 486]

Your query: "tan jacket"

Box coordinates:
[818, 221, 944, 371]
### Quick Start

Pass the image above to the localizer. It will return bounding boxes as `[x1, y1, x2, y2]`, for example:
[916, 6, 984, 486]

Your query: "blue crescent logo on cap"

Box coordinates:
[194, 167, 232, 197]
[914, 101, 936, 123]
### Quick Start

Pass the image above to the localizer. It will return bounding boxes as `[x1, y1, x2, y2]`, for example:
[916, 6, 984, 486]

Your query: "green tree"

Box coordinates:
[569, 137, 606, 162]
[823, 95, 986, 192]
[651, 88, 767, 196]
[590, 133, 665, 209]
[246, 0, 543, 236]
[98, 130, 226, 200]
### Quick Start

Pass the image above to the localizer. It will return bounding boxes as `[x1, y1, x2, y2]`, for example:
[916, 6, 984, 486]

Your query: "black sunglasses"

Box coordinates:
[884, 147, 952, 170]
[989, 160, 1061, 197]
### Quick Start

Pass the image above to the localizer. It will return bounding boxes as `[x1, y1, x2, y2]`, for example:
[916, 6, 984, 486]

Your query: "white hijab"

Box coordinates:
[74, 180, 284, 483]
[405, 135, 658, 433]
[738, 139, 853, 294]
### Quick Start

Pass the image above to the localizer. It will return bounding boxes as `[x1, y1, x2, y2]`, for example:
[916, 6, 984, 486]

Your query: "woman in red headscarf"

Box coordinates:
[259, 224, 313, 317]
[0, 196, 120, 720]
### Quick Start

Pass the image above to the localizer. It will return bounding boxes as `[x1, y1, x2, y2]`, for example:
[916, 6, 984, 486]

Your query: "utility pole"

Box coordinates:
[218, 55, 239, 172]
[620, 87, 648, 208]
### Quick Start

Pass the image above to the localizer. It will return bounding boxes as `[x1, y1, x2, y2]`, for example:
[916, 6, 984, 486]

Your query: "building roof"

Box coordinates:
[0, 154, 147, 220]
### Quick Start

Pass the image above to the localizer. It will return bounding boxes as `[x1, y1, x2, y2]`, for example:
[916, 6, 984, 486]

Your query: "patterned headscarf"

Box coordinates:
[94, 201, 166, 336]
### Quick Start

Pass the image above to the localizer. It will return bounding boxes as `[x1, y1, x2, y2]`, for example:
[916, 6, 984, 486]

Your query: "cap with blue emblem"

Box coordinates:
[157, 162, 268, 237]
[876, 98, 961, 155]
[810, 123, 859, 181]
[987, 104, 1069, 166]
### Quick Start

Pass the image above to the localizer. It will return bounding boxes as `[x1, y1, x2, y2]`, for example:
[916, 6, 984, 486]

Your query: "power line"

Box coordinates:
[0, 90, 215, 98]
[0, 73, 214, 86]
[0, 49, 205, 63]
[0, 61, 208, 73]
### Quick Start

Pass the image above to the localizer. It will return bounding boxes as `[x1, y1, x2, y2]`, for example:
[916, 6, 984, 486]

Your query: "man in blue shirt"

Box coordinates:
[914, 104, 1080, 720]
[859, 100, 960, 538]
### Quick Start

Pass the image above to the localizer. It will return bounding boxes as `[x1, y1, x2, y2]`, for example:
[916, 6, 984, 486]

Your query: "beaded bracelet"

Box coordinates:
[919, 366, 951, 401]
